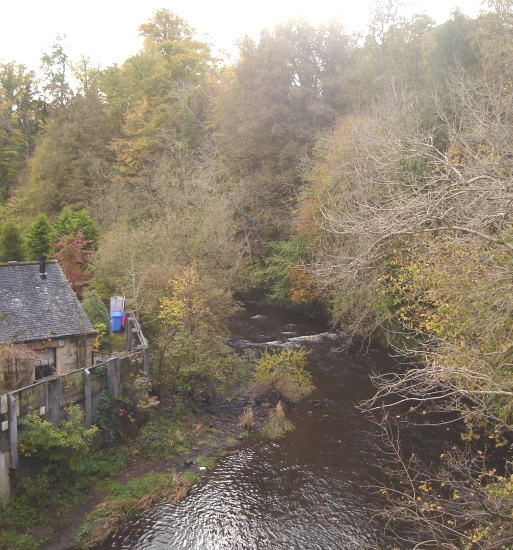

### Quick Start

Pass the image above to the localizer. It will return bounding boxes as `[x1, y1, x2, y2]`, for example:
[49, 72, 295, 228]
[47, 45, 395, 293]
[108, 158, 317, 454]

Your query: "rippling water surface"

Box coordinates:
[96, 304, 441, 549]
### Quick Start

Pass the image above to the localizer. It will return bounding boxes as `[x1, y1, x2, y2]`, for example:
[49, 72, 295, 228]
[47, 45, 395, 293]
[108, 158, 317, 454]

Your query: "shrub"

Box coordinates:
[18, 404, 98, 475]
[0, 220, 24, 262]
[261, 402, 294, 438]
[81, 290, 112, 338]
[251, 348, 314, 403]
[238, 407, 255, 430]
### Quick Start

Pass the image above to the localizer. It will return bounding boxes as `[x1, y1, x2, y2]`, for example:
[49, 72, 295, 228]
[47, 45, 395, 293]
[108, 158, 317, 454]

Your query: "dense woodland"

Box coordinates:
[2, 0, 513, 546]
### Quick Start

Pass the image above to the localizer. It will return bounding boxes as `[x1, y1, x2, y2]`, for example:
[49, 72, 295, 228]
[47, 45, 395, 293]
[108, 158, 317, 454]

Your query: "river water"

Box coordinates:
[96, 304, 445, 549]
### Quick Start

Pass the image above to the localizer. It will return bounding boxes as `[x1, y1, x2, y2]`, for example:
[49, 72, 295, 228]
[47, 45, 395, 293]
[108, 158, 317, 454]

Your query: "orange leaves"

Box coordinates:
[289, 266, 320, 304]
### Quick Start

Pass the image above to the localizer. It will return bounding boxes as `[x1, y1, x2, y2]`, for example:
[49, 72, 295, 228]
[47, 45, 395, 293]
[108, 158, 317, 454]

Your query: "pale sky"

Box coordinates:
[1, 0, 485, 71]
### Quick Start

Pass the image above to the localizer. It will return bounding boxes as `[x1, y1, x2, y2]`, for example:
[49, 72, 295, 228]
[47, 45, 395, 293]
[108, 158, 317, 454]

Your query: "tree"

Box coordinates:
[53, 206, 74, 237]
[72, 55, 101, 95]
[28, 90, 117, 214]
[364, 414, 513, 549]
[153, 264, 245, 401]
[53, 229, 93, 296]
[0, 220, 24, 262]
[0, 62, 44, 201]
[69, 208, 99, 249]
[40, 35, 73, 111]
[302, 72, 513, 331]
[81, 290, 111, 338]
[109, 10, 215, 187]
[300, 61, 513, 547]
[214, 19, 353, 252]
[217, 19, 352, 181]
[53, 207, 99, 249]
[25, 213, 54, 259]
[360, 0, 436, 88]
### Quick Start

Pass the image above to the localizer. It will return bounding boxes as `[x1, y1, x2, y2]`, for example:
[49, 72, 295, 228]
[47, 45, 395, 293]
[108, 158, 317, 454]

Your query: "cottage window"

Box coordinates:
[34, 348, 56, 379]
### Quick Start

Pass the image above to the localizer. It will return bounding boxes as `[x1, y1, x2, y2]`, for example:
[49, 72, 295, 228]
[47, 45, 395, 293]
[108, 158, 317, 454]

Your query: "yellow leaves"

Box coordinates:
[418, 482, 432, 493]
[158, 264, 211, 336]
[377, 235, 511, 359]
[447, 142, 462, 166]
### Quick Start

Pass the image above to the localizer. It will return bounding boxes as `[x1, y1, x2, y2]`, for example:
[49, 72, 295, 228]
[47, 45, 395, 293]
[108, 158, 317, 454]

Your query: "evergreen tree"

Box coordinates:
[53, 206, 75, 238]
[53, 207, 99, 250]
[71, 208, 99, 250]
[81, 290, 111, 337]
[25, 213, 54, 260]
[0, 221, 24, 262]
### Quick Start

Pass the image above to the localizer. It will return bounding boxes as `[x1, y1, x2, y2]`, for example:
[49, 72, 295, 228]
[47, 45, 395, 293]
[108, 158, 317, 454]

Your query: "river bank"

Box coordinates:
[38, 388, 286, 550]
[38, 390, 273, 550]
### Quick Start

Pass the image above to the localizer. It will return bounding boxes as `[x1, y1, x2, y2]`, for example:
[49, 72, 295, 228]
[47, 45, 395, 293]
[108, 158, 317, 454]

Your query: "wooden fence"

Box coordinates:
[0, 343, 149, 498]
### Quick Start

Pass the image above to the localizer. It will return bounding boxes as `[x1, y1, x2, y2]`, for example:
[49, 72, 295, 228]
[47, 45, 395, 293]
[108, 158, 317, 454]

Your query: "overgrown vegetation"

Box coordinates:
[0, 343, 37, 392]
[93, 364, 120, 446]
[1, 403, 221, 549]
[1, 1, 513, 546]
[261, 402, 295, 439]
[0, 421, 129, 550]
[81, 290, 111, 338]
[251, 348, 314, 403]
[18, 404, 98, 474]
[152, 264, 252, 402]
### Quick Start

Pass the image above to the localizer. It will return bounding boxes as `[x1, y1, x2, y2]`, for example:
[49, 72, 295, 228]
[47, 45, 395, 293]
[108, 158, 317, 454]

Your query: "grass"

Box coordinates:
[0, 530, 39, 550]
[194, 455, 215, 469]
[0, 496, 41, 550]
[261, 402, 294, 439]
[0, 446, 131, 550]
[77, 471, 192, 548]
[137, 412, 195, 459]
[237, 406, 255, 430]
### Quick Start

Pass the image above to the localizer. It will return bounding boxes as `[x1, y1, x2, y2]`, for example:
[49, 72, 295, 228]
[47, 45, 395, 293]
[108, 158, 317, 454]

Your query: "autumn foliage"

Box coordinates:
[53, 229, 93, 296]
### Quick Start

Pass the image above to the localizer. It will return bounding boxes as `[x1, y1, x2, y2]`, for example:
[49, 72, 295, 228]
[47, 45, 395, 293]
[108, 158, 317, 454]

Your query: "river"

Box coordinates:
[96, 304, 447, 549]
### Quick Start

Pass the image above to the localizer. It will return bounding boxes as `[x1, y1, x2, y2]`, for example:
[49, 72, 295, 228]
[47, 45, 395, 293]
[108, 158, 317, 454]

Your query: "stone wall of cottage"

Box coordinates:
[55, 337, 94, 374]
[0, 337, 94, 394]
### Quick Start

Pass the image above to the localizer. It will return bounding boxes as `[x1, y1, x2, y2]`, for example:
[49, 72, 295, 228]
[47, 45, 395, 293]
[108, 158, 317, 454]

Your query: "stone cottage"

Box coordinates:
[0, 258, 96, 391]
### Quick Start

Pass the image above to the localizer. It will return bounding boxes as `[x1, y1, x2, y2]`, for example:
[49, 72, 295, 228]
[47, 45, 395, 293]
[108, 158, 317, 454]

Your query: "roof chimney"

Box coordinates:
[39, 255, 47, 280]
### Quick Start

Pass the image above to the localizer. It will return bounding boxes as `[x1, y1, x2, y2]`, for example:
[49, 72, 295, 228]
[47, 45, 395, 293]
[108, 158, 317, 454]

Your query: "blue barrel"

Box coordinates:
[111, 311, 124, 332]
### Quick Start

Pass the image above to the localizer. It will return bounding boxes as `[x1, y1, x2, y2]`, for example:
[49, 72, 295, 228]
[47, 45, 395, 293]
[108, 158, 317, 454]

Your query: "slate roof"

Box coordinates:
[0, 261, 95, 344]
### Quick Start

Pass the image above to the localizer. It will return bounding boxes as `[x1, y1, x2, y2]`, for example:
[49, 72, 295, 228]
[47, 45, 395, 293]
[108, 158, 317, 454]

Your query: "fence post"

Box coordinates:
[108, 357, 121, 398]
[8, 394, 18, 469]
[143, 347, 149, 375]
[45, 380, 49, 414]
[58, 376, 63, 408]
[84, 369, 92, 428]
[126, 314, 133, 352]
